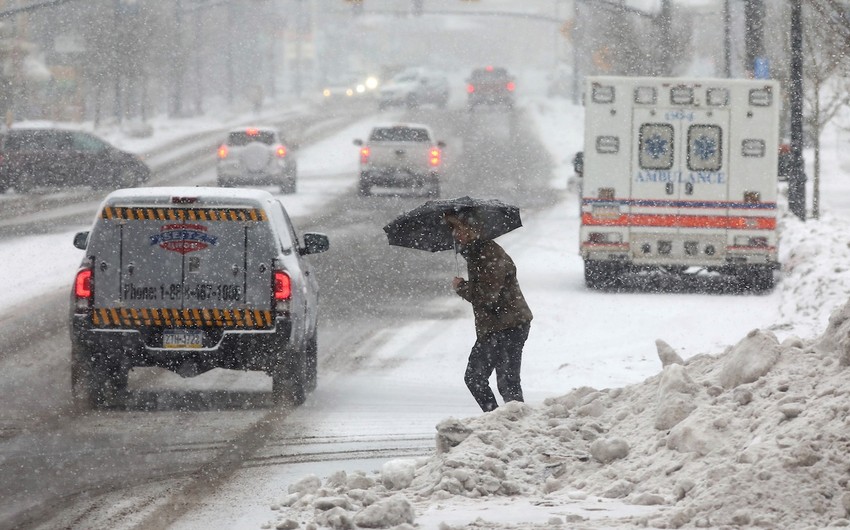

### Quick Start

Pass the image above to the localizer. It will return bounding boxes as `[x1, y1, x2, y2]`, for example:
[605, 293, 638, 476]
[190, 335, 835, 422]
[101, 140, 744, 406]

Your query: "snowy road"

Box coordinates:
[0, 96, 792, 529]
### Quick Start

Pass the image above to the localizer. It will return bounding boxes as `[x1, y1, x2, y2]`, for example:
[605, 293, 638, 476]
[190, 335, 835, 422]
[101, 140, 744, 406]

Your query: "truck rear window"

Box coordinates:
[470, 68, 510, 81]
[227, 131, 275, 146]
[369, 127, 430, 142]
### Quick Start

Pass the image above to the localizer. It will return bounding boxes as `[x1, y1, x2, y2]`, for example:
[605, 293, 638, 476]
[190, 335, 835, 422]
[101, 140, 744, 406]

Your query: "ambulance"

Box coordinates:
[579, 76, 780, 291]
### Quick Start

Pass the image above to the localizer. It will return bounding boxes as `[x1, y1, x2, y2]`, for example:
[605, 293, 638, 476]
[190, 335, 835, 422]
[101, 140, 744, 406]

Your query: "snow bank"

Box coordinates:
[266, 295, 850, 529]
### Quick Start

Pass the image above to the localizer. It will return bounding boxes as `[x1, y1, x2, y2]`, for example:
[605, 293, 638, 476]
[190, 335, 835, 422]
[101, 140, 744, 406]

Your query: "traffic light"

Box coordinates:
[345, 0, 364, 15]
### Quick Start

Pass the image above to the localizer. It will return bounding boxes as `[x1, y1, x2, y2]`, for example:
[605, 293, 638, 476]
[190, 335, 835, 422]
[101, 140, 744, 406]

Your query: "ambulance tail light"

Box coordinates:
[598, 188, 616, 200]
[587, 232, 622, 244]
[734, 236, 769, 248]
[74, 268, 93, 312]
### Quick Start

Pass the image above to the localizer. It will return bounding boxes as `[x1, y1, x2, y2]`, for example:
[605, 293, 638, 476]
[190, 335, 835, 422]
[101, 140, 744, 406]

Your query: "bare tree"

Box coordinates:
[801, 1, 850, 219]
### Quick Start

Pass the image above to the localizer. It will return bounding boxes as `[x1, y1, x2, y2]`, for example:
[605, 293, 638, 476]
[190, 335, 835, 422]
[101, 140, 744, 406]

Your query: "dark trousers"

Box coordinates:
[464, 323, 530, 412]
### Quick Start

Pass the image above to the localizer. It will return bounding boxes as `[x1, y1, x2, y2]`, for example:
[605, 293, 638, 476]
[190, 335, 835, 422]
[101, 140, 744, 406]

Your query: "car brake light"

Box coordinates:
[273, 270, 291, 301]
[360, 147, 370, 164]
[466, 84, 475, 94]
[246, 127, 259, 136]
[75, 268, 93, 299]
[506, 81, 516, 92]
[275, 145, 287, 158]
[217, 144, 228, 159]
[429, 147, 441, 167]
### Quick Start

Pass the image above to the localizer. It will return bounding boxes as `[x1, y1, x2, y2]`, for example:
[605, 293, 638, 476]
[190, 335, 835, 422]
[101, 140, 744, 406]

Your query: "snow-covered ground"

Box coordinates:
[5, 76, 850, 528]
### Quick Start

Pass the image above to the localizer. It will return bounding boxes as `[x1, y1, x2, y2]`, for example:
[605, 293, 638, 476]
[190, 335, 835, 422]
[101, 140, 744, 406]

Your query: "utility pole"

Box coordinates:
[656, 0, 673, 76]
[788, 0, 806, 221]
[723, 0, 731, 77]
[744, 0, 764, 77]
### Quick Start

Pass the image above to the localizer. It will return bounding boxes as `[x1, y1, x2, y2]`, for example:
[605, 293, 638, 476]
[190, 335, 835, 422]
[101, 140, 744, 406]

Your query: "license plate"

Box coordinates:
[162, 329, 204, 349]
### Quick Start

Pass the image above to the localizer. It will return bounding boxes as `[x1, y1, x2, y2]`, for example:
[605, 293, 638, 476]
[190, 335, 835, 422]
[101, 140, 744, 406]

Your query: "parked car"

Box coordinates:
[377, 67, 450, 110]
[216, 126, 297, 194]
[69, 186, 329, 409]
[0, 127, 150, 194]
[466, 66, 515, 111]
[353, 123, 445, 197]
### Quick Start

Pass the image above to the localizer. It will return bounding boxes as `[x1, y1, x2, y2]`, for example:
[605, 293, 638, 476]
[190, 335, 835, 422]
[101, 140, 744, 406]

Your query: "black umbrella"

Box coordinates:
[383, 196, 522, 252]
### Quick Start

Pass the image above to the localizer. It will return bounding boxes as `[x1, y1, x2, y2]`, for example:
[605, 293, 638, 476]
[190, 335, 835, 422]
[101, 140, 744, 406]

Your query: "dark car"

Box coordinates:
[466, 66, 515, 111]
[0, 128, 151, 193]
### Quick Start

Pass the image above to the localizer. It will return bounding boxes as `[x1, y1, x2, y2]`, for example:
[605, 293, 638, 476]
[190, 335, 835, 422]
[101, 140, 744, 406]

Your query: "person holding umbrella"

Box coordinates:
[444, 208, 533, 412]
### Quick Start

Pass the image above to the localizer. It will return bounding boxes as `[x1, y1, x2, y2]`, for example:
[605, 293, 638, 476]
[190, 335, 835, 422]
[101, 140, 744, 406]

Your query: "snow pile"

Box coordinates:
[266, 298, 850, 529]
[775, 210, 850, 335]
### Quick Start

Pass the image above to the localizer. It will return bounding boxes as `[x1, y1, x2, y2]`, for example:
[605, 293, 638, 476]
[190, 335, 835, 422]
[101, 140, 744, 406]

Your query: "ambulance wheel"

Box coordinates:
[584, 260, 620, 290]
[740, 265, 775, 293]
[272, 350, 306, 406]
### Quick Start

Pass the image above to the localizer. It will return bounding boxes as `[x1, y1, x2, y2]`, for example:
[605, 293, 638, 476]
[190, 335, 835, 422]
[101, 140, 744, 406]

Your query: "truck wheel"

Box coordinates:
[71, 345, 96, 410]
[305, 333, 318, 393]
[272, 350, 306, 406]
[739, 265, 775, 293]
[427, 180, 440, 198]
[358, 176, 372, 197]
[584, 260, 620, 290]
[74, 349, 129, 410]
[281, 177, 297, 195]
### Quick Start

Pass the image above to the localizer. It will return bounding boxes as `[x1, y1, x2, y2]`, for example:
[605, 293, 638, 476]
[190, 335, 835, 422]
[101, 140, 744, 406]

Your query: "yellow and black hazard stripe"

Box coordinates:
[101, 207, 268, 222]
[91, 307, 275, 328]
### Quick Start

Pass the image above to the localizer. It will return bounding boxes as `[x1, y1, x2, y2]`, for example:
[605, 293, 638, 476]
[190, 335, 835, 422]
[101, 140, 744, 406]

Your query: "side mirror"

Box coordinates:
[437, 141, 446, 148]
[73, 231, 89, 250]
[353, 139, 363, 146]
[300, 232, 329, 256]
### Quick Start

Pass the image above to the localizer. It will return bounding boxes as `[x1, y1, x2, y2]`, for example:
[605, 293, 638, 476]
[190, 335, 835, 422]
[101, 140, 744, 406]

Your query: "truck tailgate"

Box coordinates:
[89, 205, 274, 328]
[368, 142, 430, 171]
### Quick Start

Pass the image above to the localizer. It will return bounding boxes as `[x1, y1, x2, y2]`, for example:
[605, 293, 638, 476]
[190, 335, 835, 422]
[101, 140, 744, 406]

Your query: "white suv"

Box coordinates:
[378, 68, 450, 110]
[216, 126, 298, 194]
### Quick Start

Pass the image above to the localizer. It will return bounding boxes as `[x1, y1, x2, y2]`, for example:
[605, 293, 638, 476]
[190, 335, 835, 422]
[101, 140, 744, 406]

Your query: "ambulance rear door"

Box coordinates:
[630, 84, 730, 266]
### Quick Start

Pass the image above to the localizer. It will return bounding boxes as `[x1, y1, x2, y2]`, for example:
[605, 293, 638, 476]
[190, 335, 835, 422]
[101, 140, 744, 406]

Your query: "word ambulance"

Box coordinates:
[580, 76, 780, 291]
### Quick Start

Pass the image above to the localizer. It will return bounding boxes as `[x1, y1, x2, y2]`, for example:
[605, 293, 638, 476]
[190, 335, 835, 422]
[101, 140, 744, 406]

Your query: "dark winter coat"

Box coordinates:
[455, 239, 533, 336]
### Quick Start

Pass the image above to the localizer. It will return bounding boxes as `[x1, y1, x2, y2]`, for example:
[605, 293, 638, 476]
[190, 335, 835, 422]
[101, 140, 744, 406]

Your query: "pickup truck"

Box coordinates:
[70, 187, 329, 409]
[466, 66, 515, 111]
[353, 123, 445, 197]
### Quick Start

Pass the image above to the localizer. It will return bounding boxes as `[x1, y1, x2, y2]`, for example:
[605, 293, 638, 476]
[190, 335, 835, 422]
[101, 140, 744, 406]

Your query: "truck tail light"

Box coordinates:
[275, 145, 287, 158]
[217, 144, 228, 159]
[429, 147, 441, 167]
[466, 84, 475, 94]
[273, 270, 292, 301]
[360, 147, 370, 164]
[74, 268, 93, 311]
